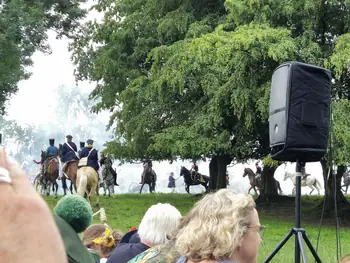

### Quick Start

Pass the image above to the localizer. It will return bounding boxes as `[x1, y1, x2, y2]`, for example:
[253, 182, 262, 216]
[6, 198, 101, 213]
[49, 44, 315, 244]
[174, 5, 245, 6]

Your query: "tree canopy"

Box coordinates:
[0, 0, 87, 114]
[71, 0, 350, 166]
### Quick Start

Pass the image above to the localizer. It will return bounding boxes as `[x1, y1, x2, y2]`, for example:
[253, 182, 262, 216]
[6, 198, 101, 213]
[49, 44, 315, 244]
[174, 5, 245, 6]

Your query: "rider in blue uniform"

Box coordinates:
[43, 138, 59, 177]
[79, 139, 99, 173]
[61, 135, 79, 174]
[78, 142, 85, 155]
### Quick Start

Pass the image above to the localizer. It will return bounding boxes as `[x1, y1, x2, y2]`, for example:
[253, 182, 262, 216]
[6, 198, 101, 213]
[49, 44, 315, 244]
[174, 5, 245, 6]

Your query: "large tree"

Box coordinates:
[72, 0, 350, 195]
[0, 0, 87, 114]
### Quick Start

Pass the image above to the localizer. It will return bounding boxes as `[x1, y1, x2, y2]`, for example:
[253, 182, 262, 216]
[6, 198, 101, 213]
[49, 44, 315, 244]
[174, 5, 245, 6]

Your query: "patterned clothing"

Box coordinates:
[128, 244, 180, 263]
[176, 257, 238, 263]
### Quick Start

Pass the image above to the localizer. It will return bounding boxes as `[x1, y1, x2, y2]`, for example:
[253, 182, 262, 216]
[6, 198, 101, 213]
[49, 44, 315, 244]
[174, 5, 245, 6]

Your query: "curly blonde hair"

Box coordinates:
[175, 189, 256, 262]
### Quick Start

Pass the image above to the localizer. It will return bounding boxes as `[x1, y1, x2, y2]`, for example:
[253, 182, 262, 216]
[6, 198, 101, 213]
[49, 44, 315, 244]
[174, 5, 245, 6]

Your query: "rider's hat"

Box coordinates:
[66, 135, 73, 139]
[87, 139, 94, 145]
[49, 138, 55, 144]
[79, 142, 85, 148]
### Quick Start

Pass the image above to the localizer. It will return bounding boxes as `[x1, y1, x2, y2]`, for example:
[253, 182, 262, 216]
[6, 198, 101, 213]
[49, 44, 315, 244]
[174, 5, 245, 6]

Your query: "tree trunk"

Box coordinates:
[320, 159, 350, 221]
[209, 156, 218, 190]
[255, 164, 287, 204]
[209, 155, 231, 190]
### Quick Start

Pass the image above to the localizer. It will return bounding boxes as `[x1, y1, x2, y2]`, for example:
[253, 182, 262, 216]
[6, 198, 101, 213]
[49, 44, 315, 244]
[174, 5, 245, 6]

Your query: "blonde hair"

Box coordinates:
[138, 203, 182, 246]
[175, 189, 256, 262]
[341, 254, 350, 263]
[82, 224, 121, 255]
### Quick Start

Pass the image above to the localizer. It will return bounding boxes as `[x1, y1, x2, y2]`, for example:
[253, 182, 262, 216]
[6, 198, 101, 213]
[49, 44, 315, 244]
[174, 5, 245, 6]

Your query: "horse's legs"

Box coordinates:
[139, 183, 144, 194]
[346, 186, 349, 194]
[185, 185, 190, 194]
[95, 184, 100, 208]
[247, 186, 253, 194]
[309, 186, 314, 195]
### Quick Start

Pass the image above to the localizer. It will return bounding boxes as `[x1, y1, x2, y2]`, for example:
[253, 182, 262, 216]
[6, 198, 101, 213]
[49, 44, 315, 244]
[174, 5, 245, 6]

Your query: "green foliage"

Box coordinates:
[72, 0, 350, 164]
[330, 99, 350, 166]
[0, 0, 87, 114]
[262, 155, 280, 168]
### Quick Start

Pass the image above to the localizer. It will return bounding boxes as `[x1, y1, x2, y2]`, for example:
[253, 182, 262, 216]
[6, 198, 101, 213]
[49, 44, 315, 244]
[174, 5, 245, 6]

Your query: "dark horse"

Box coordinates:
[179, 166, 209, 194]
[140, 162, 157, 194]
[242, 167, 283, 195]
[58, 143, 77, 195]
[40, 151, 59, 197]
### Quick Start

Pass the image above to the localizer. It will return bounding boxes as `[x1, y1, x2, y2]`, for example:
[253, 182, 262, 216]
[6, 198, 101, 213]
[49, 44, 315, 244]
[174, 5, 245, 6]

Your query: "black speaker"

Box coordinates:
[0, 133, 2, 144]
[269, 61, 332, 162]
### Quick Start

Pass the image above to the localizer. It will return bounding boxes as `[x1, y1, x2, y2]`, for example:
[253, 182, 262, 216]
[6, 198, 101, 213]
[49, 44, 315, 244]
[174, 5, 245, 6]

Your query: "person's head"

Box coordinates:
[49, 139, 54, 146]
[66, 135, 73, 143]
[138, 203, 182, 247]
[80, 142, 85, 149]
[86, 139, 94, 148]
[341, 254, 350, 263]
[175, 189, 262, 263]
[82, 224, 117, 258]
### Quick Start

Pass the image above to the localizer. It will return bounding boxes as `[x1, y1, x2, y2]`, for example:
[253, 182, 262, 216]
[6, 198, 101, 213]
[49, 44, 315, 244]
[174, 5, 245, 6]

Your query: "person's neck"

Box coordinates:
[140, 240, 153, 248]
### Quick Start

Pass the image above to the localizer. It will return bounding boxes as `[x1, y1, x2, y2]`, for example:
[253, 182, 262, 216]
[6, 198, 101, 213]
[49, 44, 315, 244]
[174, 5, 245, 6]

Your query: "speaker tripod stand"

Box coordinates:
[263, 161, 322, 263]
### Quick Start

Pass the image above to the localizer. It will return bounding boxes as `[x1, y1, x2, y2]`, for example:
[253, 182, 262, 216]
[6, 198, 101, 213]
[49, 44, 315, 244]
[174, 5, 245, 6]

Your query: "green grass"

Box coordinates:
[44, 194, 350, 263]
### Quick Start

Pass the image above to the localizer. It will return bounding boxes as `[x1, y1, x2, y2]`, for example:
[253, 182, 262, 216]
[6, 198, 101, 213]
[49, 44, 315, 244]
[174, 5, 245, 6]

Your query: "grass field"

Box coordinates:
[44, 194, 350, 263]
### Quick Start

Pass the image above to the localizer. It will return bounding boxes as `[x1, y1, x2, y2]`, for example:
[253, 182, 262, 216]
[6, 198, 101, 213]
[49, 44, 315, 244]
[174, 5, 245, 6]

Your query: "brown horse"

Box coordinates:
[58, 143, 78, 195]
[243, 167, 283, 195]
[41, 151, 59, 197]
[243, 167, 262, 195]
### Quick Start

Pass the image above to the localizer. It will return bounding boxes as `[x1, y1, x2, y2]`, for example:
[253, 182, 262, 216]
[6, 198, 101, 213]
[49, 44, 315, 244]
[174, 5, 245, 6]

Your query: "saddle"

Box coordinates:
[47, 157, 58, 174]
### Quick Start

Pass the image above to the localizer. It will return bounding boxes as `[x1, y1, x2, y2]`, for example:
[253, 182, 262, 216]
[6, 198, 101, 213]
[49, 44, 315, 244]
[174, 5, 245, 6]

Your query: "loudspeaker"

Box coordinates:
[0, 133, 2, 144]
[269, 61, 332, 162]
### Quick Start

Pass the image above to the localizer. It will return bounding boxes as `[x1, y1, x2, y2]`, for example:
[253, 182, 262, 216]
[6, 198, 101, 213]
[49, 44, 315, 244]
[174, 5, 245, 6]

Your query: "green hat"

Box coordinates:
[53, 195, 94, 263]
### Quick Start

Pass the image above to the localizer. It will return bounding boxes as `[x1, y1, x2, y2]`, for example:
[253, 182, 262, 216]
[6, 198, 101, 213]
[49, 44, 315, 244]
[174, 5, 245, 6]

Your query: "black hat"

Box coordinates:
[86, 139, 94, 144]
[79, 142, 85, 148]
[66, 135, 73, 139]
[49, 138, 55, 143]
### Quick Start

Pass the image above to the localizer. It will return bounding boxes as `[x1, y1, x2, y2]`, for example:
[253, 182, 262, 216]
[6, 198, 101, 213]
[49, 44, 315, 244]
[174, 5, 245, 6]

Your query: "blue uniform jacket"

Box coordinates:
[46, 146, 58, 159]
[80, 147, 99, 171]
[62, 142, 79, 162]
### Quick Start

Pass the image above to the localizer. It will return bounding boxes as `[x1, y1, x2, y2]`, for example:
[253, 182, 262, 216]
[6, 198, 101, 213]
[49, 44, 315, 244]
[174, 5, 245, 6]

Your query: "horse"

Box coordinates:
[42, 155, 59, 198]
[76, 166, 100, 208]
[341, 172, 350, 194]
[140, 162, 157, 194]
[283, 171, 322, 195]
[242, 168, 283, 195]
[243, 167, 262, 194]
[179, 166, 209, 194]
[58, 143, 78, 195]
[101, 163, 115, 196]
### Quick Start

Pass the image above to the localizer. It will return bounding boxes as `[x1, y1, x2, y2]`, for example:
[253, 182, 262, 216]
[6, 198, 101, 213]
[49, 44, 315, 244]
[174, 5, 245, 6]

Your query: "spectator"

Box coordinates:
[107, 203, 182, 263]
[175, 189, 263, 263]
[83, 224, 122, 263]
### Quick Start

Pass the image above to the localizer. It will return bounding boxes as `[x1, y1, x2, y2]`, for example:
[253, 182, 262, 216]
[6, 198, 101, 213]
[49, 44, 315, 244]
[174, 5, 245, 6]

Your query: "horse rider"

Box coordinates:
[255, 161, 262, 182]
[301, 166, 310, 181]
[100, 151, 118, 186]
[61, 135, 80, 176]
[140, 159, 153, 184]
[78, 141, 85, 156]
[79, 139, 100, 178]
[33, 159, 43, 180]
[43, 138, 59, 178]
[190, 161, 200, 182]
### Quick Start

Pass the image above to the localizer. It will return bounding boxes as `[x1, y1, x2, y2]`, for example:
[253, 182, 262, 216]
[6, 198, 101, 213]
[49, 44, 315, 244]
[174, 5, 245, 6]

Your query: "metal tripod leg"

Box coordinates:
[263, 229, 294, 263]
[297, 231, 308, 263]
[302, 232, 322, 263]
